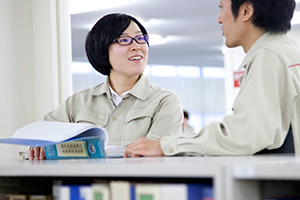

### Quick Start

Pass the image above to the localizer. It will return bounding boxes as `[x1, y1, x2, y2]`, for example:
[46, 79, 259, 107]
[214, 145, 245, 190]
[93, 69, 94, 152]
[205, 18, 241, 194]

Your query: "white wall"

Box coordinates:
[289, 29, 300, 48]
[0, 0, 72, 159]
[224, 46, 245, 114]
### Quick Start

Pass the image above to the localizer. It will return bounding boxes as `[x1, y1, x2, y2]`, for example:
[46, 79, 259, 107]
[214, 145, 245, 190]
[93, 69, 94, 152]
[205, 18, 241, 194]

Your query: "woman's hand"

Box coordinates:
[124, 137, 164, 158]
[29, 147, 46, 160]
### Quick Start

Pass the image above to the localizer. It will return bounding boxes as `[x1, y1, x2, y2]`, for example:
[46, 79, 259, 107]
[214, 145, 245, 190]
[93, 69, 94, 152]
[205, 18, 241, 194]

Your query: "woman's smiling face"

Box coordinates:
[108, 21, 149, 79]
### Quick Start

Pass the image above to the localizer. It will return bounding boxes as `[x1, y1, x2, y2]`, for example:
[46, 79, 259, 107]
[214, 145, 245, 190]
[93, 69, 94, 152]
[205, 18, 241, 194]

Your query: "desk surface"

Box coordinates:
[0, 156, 221, 177]
[0, 155, 299, 178]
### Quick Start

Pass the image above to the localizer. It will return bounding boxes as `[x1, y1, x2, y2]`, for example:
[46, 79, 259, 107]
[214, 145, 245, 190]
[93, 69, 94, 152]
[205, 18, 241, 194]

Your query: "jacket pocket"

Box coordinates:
[75, 107, 109, 127]
[125, 107, 155, 123]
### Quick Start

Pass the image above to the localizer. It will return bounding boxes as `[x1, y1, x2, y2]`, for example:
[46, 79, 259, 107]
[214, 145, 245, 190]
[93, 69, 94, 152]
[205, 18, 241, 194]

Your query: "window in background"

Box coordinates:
[72, 62, 225, 133]
[146, 65, 225, 133]
[72, 61, 106, 93]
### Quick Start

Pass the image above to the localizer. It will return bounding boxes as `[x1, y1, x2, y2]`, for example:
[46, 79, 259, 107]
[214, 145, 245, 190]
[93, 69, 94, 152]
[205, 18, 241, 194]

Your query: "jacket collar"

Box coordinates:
[92, 77, 111, 98]
[128, 74, 150, 101]
[91, 74, 150, 101]
[238, 32, 286, 71]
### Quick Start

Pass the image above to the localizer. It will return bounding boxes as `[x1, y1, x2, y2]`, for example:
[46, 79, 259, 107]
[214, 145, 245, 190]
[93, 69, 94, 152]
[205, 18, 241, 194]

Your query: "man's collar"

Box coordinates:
[238, 32, 286, 71]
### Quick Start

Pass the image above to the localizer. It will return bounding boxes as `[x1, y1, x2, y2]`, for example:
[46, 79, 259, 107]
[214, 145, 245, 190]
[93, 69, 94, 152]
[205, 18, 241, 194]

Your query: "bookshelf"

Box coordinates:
[0, 157, 224, 200]
[0, 155, 299, 200]
[224, 155, 300, 200]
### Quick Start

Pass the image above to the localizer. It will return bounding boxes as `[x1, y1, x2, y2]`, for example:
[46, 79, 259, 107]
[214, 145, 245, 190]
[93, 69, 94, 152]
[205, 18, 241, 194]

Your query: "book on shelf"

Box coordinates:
[135, 183, 161, 200]
[187, 183, 213, 200]
[52, 181, 214, 200]
[110, 181, 132, 200]
[4, 194, 27, 200]
[135, 183, 213, 200]
[0, 121, 125, 159]
[4, 194, 52, 200]
[92, 183, 110, 200]
[53, 182, 111, 200]
[53, 183, 94, 200]
[28, 195, 52, 200]
[53, 183, 71, 200]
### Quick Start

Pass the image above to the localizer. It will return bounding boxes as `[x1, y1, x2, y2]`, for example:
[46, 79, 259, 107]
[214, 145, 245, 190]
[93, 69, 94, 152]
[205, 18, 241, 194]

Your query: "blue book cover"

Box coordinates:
[130, 184, 136, 200]
[70, 185, 80, 200]
[187, 183, 213, 200]
[202, 186, 214, 200]
[45, 137, 106, 159]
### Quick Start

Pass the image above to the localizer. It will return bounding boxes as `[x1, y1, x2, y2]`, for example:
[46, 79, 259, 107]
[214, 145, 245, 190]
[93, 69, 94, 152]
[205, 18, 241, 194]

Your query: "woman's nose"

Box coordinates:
[130, 40, 141, 51]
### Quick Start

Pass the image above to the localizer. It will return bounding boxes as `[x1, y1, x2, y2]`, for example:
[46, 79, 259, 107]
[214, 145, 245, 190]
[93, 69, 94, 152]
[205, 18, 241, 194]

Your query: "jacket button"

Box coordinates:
[112, 116, 117, 121]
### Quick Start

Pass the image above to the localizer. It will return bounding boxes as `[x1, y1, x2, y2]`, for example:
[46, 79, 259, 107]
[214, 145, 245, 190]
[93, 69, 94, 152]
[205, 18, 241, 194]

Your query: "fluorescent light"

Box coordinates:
[177, 66, 200, 78]
[292, 11, 300, 25]
[135, 18, 160, 28]
[221, 47, 227, 55]
[135, 17, 150, 28]
[149, 34, 168, 46]
[151, 65, 177, 77]
[69, 0, 130, 14]
[202, 67, 225, 79]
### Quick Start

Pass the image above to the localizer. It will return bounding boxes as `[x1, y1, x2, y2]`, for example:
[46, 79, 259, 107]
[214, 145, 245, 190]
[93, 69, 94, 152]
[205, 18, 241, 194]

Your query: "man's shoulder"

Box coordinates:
[259, 34, 300, 56]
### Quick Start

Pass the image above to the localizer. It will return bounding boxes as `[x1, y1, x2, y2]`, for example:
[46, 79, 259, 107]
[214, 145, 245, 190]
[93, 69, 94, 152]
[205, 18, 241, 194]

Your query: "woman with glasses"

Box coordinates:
[26, 13, 183, 160]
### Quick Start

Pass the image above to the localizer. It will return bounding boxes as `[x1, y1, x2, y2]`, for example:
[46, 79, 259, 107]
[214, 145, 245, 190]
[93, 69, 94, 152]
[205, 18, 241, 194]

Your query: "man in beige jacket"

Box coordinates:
[125, 0, 300, 157]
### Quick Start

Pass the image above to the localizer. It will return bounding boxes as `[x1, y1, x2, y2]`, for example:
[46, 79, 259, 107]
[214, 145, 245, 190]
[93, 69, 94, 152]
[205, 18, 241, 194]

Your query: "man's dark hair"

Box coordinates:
[85, 13, 148, 76]
[231, 0, 296, 33]
[183, 110, 189, 120]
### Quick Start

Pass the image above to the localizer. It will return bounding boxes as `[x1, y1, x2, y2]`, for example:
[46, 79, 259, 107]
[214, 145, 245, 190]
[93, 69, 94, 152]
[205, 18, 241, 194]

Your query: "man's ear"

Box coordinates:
[240, 1, 254, 22]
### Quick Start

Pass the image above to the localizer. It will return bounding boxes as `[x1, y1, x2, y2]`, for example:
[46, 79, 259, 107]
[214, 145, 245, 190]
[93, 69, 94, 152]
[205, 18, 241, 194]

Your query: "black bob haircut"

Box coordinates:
[85, 13, 148, 76]
[231, 0, 296, 34]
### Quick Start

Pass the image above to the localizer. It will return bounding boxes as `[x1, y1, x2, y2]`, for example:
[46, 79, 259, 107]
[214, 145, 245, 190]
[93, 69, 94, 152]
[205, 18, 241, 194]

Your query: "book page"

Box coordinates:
[0, 121, 108, 147]
[105, 145, 126, 158]
[11, 121, 98, 141]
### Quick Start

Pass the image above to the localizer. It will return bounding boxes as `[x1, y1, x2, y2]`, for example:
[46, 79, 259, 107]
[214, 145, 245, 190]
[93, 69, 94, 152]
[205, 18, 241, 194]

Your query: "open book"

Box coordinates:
[0, 121, 125, 159]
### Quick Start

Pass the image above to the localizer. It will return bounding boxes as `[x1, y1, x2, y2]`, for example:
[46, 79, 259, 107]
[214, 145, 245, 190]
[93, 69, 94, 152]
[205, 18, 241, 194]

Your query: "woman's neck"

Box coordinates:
[109, 73, 140, 95]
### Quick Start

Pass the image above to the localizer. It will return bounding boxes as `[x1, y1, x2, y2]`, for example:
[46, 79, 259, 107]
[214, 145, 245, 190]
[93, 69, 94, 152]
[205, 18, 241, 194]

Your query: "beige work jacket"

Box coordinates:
[161, 33, 300, 156]
[45, 74, 183, 146]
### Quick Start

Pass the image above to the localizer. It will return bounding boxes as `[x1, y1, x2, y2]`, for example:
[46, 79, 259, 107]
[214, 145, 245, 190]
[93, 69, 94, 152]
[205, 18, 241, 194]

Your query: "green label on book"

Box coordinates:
[139, 194, 153, 200]
[94, 193, 103, 200]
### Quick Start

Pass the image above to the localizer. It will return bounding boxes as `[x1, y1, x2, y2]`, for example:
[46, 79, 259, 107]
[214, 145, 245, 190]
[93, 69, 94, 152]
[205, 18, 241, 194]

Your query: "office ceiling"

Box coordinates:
[71, 0, 300, 68]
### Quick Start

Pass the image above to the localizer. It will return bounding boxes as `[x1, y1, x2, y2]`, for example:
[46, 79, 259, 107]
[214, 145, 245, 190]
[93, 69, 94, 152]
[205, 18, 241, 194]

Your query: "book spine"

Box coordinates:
[45, 137, 105, 159]
[130, 184, 136, 200]
[135, 184, 161, 200]
[50, 182, 214, 200]
[79, 186, 93, 200]
[92, 183, 110, 200]
[110, 181, 131, 200]
[187, 184, 214, 200]
[70, 185, 80, 200]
